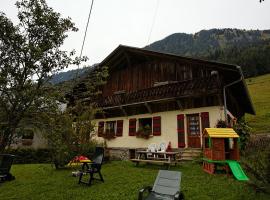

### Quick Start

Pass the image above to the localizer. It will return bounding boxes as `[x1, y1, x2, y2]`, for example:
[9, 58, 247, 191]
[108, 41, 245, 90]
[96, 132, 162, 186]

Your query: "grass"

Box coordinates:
[245, 73, 270, 134]
[0, 161, 269, 200]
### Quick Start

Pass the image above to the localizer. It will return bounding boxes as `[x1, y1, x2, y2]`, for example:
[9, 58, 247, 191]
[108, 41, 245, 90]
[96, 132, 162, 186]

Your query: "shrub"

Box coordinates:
[233, 118, 251, 150]
[4, 148, 51, 164]
[241, 136, 270, 193]
[215, 120, 227, 128]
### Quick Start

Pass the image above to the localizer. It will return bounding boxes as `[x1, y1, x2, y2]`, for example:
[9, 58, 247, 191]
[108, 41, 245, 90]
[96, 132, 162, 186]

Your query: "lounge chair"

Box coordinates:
[0, 154, 15, 183]
[138, 170, 184, 200]
[78, 147, 104, 186]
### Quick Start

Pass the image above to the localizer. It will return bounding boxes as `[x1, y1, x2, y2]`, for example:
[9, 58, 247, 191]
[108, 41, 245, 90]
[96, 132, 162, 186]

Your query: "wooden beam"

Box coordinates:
[144, 102, 152, 114]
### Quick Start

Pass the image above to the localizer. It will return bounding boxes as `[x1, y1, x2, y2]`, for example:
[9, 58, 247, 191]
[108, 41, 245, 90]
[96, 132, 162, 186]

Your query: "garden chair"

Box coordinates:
[78, 147, 104, 186]
[0, 154, 15, 183]
[147, 143, 157, 159]
[157, 142, 167, 159]
[138, 170, 184, 200]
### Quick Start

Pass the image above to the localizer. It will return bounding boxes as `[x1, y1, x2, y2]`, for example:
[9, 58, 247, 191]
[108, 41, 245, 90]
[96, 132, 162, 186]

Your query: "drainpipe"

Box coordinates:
[223, 66, 243, 125]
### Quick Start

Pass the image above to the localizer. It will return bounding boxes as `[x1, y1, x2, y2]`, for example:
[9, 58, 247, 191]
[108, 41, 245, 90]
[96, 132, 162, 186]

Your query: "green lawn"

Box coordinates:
[0, 161, 269, 200]
[246, 73, 270, 134]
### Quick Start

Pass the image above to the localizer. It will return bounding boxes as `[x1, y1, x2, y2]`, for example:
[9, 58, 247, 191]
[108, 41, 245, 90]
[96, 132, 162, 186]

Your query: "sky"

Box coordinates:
[1, 0, 270, 71]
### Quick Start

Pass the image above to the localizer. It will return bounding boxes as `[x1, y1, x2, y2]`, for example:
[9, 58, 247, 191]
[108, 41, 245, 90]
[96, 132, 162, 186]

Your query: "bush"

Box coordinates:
[241, 136, 270, 193]
[4, 148, 52, 164]
[215, 120, 227, 128]
[233, 118, 251, 150]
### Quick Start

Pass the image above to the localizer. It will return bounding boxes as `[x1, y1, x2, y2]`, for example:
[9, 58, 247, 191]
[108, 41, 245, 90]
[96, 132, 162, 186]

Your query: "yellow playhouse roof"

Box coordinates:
[203, 128, 239, 138]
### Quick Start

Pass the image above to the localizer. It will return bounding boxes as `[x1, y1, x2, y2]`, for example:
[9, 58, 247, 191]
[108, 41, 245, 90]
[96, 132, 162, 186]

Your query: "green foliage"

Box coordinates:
[241, 136, 270, 192]
[0, 0, 85, 151]
[4, 148, 51, 164]
[0, 162, 269, 200]
[215, 120, 227, 128]
[233, 118, 252, 150]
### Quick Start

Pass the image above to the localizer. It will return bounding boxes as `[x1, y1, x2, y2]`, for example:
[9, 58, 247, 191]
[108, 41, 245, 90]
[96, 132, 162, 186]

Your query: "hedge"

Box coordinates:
[4, 148, 52, 164]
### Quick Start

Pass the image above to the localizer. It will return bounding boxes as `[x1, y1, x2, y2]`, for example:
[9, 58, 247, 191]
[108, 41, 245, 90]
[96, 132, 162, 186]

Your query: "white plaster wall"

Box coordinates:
[93, 106, 225, 149]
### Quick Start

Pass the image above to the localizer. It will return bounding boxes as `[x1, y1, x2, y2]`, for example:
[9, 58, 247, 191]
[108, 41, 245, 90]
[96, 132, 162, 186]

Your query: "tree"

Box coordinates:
[0, 0, 85, 152]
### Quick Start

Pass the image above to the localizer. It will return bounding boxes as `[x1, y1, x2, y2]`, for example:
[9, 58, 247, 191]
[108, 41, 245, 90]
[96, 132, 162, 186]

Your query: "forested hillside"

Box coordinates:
[50, 66, 91, 84]
[145, 28, 270, 77]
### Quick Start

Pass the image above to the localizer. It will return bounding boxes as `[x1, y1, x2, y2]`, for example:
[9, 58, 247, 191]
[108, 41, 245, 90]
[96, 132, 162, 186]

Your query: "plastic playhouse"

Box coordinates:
[202, 128, 249, 181]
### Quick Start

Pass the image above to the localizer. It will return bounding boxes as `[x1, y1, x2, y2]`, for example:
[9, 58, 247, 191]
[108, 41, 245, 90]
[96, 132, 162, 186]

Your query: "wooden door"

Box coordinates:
[187, 114, 201, 148]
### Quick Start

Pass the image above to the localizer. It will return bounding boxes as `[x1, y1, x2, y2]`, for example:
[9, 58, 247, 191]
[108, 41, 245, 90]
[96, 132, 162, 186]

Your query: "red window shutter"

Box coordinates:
[153, 116, 161, 136]
[177, 114, 185, 147]
[201, 112, 210, 133]
[129, 119, 136, 136]
[98, 121, 104, 137]
[116, 120, 123, 137]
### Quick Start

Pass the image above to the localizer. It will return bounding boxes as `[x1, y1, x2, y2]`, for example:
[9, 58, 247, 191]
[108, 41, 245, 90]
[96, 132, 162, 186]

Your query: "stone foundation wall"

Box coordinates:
[107, 147, 202, 161]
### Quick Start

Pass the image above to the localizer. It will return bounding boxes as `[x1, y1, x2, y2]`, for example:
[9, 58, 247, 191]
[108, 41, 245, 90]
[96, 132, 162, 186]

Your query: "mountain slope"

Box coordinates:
[246, 74, 270, 134]
[145, 28, 270, 57]
[145, 28, 270, 77]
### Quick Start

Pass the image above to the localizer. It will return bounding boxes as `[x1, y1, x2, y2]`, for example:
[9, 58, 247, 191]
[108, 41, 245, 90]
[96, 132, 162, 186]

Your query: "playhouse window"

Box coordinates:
[229, 138, 234, 149]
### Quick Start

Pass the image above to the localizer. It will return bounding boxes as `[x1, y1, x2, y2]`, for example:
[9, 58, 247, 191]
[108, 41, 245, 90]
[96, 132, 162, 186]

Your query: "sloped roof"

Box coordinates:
[98, 45, 255, 116]
[203, 128, 239, 138]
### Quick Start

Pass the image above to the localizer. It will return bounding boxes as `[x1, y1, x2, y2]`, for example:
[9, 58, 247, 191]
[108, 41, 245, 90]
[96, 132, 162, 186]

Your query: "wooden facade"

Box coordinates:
[74, 45, 254, 118]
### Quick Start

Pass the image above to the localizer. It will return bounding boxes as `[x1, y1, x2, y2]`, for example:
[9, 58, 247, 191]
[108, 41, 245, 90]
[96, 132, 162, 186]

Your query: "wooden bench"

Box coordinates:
[130, 159, 177, 169]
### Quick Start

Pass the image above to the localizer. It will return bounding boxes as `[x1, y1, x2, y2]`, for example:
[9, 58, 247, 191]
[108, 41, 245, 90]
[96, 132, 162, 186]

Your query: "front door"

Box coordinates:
[187, 114, 201, 148]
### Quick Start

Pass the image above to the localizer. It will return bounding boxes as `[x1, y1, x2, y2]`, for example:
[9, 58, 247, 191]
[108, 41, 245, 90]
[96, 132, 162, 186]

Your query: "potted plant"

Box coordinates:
[136, 125, 152, 139]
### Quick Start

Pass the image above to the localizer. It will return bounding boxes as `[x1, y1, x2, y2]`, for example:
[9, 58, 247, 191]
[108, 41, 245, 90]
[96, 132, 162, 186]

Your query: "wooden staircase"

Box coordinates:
[177, 148, 202, 161]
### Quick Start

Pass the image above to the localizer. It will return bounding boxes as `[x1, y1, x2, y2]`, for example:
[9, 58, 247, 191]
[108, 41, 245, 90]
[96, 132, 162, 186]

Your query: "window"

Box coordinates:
[105, 121, 116, 135]
[21, 130, 34, 146]
[138, 118, 152, 132]
[137, 118, 153, 138]
[129, 117, 162, 137]
[22, 130, 34, 140]
[187, 114, 200, 136]
[98, 120, 123, 138]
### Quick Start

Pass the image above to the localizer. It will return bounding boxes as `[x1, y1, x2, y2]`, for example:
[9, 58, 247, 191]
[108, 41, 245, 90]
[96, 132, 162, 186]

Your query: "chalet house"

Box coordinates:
[69, 45, 255, 159]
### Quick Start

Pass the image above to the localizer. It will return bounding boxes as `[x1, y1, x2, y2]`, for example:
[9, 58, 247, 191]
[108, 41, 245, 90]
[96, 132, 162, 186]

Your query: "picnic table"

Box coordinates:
[131, 150, 181, 169]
